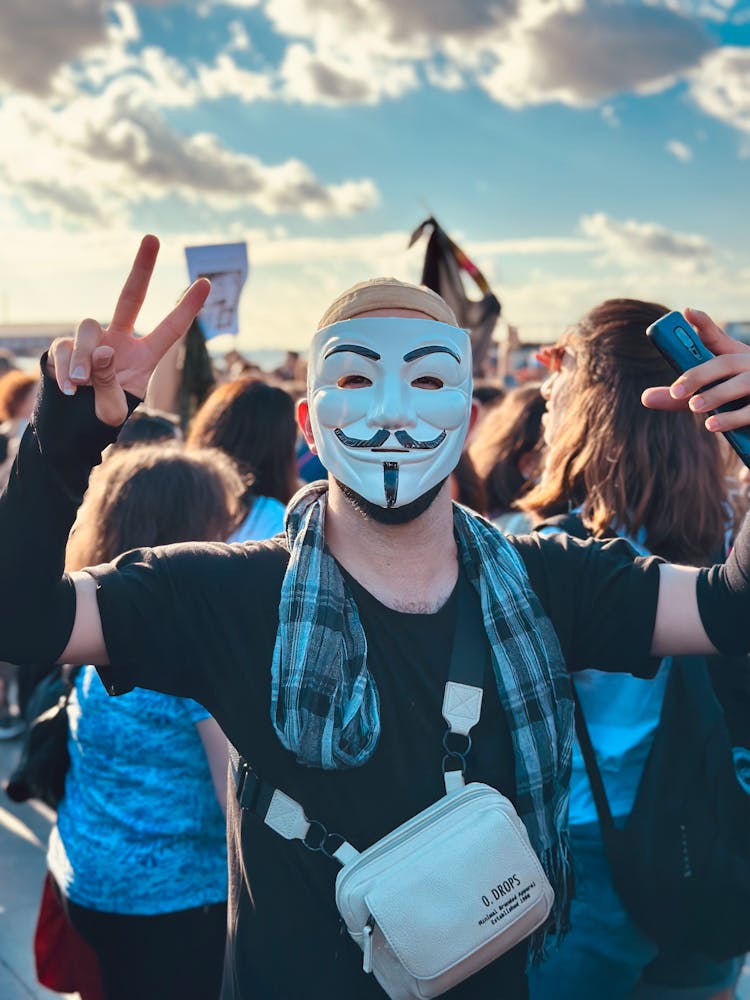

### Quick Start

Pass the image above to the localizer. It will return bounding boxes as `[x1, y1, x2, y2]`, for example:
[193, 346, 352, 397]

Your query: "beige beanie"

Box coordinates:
[317, 277, 458, 330]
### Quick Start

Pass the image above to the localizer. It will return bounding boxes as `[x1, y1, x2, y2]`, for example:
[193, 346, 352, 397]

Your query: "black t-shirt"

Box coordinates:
[88, 531, 661, 1000]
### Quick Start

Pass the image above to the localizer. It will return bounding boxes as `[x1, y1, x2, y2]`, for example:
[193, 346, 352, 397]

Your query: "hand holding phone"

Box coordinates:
[646, 310, 750, 470]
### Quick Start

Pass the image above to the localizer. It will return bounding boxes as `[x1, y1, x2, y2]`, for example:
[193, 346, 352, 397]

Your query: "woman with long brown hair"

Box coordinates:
[187, 376, 298, 541]
[525, 299, 740, 999]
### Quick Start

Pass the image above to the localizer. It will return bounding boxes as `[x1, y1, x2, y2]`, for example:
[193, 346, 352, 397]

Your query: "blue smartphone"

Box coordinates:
[646, 310, 750, 470]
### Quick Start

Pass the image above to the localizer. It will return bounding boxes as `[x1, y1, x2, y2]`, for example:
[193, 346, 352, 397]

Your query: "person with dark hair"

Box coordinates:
[110, 405, 181, 448]
[468, 382, 546, 532]
[2, 237, 750, 999]
[50, 443, 244, 1000]
[187, 376, 298, 541]
[523, 301, 729, 562]
[523, 299, 741, 999]
[471, 380, 506, 410]
[449, 451, 487, 515]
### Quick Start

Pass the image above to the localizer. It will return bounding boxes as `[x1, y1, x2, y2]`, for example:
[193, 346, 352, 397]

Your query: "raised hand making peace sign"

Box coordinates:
[46, 235, 210, 426]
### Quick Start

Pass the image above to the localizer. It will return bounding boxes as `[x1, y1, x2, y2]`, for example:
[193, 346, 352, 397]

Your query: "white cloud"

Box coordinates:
[258, 0, 721, 112]
[0, 2, 273, 108]
[0, 0, 740, 150]
[0, 86, 378, 224]
[69, 37, 272, 109]
[264, 0, 513, 104]
[467, 236, 597, 256]
[580, 212, 712, 270]
[196, 53, 272, 101]
[279, 42, 418, 104]
[0, 0, 110, 95]
[666, 139, 693, 160]
[264, 0, 513, 58]
[110, 2, 141, 44]
[227, 19, 252, 51]
[689, 47, 750, 135]
[476, 0, 715, 108]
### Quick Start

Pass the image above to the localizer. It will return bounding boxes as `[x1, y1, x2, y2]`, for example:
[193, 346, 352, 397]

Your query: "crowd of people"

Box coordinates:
[0, 234, 749, 1000]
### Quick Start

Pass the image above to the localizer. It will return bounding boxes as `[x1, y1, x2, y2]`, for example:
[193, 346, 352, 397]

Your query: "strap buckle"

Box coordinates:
[236, 760, 262, 811]
[303, 821, 346, 860]
[441, 729, 473, 778]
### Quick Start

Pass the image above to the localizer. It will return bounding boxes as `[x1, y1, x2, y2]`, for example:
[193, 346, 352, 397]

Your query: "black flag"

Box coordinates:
[409, 217, 501, 376]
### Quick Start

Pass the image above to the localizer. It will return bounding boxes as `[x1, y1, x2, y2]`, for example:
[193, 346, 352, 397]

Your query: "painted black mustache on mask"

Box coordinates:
[334, 428, 447, 450]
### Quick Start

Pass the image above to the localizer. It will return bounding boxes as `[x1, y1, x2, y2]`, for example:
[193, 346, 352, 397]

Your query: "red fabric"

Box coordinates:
[34, 873, 104, 1000]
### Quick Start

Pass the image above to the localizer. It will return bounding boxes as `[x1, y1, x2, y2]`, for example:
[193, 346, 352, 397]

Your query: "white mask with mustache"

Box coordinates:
[307, 317, 473, 508]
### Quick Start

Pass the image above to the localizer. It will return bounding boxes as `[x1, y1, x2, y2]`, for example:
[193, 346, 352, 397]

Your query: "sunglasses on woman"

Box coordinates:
[535, 345, 566, 373]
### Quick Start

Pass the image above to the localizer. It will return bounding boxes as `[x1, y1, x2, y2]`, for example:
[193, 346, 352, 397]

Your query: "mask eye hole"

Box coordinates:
[411, 376, 444, 390]
[337, 375, 372, 389]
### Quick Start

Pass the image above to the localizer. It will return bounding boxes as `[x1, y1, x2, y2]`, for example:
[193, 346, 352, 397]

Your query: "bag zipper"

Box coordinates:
[362, 915, 375, 972]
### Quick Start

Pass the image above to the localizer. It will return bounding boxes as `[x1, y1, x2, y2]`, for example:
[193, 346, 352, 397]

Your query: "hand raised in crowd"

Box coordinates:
[642, 307, 750, 435]
[46, 235, 210, 426]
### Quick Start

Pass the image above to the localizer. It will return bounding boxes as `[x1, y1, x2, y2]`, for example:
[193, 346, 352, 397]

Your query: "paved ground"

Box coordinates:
[1, 735, 749, 999]
[0, 737, 75, 999]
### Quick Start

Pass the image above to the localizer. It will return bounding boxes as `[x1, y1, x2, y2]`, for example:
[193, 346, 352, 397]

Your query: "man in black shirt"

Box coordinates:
[2, 235, 750, 999]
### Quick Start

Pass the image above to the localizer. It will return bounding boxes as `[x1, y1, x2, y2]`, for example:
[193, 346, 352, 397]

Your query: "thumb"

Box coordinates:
[91, 345, 128, 426]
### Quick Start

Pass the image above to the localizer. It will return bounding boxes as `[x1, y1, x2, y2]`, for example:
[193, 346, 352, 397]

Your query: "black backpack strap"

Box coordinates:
[538, 513, 619, 837]
[571, 689, 617, 837]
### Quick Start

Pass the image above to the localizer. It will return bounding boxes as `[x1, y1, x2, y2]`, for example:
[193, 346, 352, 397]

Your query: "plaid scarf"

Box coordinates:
[271, 481, 574, 950]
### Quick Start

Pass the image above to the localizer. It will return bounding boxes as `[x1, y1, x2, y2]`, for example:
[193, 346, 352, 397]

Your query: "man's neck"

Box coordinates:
[324, 478, 458, 613]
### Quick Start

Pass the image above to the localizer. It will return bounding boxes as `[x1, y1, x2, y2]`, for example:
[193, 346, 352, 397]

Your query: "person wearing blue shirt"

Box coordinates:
[524, 299, 743, 1000]
[48, 442, 244, 1000]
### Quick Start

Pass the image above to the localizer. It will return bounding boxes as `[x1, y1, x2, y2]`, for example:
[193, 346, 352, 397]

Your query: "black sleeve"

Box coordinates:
[0, 360, 138, 664]
[86, 538, 289, 715]
[507, 531, 662, 677]
[696, 511, 750, 655]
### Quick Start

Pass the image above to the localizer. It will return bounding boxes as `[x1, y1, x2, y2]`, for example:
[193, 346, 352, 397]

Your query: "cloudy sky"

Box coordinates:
[1, 0, 749, 351]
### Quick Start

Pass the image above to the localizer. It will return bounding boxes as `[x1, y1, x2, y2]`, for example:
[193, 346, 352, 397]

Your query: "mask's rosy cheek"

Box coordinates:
[314, 388, 371, 430]
[412, 388, 470, 430]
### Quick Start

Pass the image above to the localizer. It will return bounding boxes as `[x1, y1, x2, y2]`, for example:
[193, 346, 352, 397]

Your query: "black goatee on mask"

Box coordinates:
[336, 478, 447, 525]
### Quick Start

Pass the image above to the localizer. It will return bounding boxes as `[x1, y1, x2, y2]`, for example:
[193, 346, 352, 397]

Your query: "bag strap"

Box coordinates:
[534, 515, 620, 837]
[571, 689, 617, 837]
[230, 570, 487, 866]
[441, 571, 487, 792]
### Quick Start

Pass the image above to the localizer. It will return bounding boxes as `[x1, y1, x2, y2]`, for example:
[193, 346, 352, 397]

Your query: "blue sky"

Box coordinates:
[0, 0, 748, 351]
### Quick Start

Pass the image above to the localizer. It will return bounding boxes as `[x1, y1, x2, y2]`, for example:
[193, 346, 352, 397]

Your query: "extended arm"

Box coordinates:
[645, 308, 750, 657]
[0, 368, 132, 664]
[197, 716, 229, 816]
[0, 236, 209, 668]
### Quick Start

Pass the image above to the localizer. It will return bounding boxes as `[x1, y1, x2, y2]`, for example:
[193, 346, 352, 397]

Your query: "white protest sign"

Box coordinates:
[185, 242, 249, 339]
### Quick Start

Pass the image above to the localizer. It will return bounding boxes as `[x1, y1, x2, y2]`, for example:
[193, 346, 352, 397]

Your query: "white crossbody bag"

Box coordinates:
[232, 577, 554, 999]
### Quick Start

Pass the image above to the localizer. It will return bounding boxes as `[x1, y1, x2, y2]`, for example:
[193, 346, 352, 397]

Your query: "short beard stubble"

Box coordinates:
[335, 477, 447, 525]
